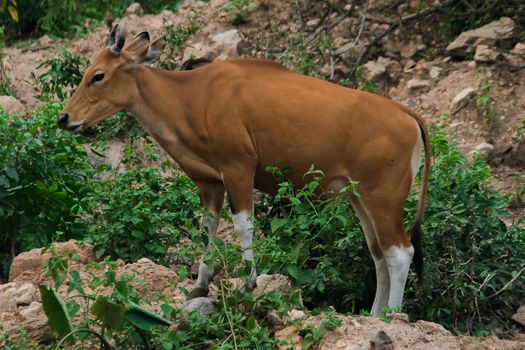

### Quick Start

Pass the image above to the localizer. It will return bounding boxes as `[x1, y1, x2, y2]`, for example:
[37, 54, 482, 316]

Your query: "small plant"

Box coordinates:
[31, 47, 89, 100]
[475, 79, 497, 122]
[159, 17, 199, 71]
[0, 26, 16, 96]
[223, 0, 256, 25]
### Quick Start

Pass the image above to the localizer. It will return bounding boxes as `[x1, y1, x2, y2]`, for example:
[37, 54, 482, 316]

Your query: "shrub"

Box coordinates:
[0, 103, 92, 280]
[81, 166, 201, 264]
[31, 47, 88, 101]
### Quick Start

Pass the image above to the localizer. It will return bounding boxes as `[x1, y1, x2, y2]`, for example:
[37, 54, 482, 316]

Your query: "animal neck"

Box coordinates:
[126, 65, 195, 152]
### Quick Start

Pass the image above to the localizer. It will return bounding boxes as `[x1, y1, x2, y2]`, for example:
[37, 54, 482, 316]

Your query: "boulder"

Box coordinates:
[9, 240, 95, 284]
[361, 57, 401, 82]
[19, 301, 43, 321]
[14, 283, 37, 306]
[183, 29, 242, 64]
[474, 45, 500, 63]
[0, 288, 17, 313]
[450, 87, 475, 114]
[179, 297, 217, 319]
[0, 95, 26, 117]
[446, 17, 515, 57]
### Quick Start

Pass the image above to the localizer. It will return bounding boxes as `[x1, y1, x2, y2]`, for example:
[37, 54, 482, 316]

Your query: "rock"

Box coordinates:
[400, 43, 426, 58]
[503, 53, 525, 68]
[0, 288, 17, 313]
[306, 19, 319, 28]
[474, 45, 500, 63]
[14, 283, 37, 306]
[253, 274, 291, 298]
[450, 87, 475, 114]
[467, 60, 477, 69]
[361, 57, 401, 82]
[446, 17, 515, 57]
[211, 29, 242, 60]
[19, 301, 43, 321]
[406, 79, 431, 94]
[9, 240, 95, 284]
[126, 2, 143, 15]
[470, 142, 494, 158]
[404, 59, 417, 72]
[361, 59, 387, 81]
[512, 305, 525, 325]
[288, 309, 306, 322]
[429, 66, 443, 79]
[179, 297, 217, 319]
[0, 96, 26, 117]
[510, 42, 525, 57]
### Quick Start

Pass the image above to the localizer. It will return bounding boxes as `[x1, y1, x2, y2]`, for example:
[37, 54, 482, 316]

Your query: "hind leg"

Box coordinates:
[363, 195, 414, 311]
[350, 196, 390, 317]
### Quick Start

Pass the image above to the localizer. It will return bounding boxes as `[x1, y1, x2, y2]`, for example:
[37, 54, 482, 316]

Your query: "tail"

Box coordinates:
[405, 108, 431, 282]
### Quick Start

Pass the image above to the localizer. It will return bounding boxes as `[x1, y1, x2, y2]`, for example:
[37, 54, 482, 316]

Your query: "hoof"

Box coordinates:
[189, 286, 209, 299]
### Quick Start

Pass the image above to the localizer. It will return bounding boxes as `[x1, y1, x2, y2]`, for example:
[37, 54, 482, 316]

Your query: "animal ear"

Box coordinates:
[108, 22, 127, 54]
[124, 31, 150, 52]
[141, 36, 166, 64]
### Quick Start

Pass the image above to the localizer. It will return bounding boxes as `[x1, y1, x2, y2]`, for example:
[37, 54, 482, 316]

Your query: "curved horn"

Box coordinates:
[108, 22, 127, 54]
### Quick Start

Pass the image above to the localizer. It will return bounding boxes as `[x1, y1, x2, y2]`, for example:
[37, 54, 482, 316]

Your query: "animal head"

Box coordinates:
[57, 23, 166, 131]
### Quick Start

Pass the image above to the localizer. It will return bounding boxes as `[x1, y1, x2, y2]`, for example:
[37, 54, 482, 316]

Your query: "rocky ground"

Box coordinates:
[0, 0, 524, 348]
[1, 240, 525, 349]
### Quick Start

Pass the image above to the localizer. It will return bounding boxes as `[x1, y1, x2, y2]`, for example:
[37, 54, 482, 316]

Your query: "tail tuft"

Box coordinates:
[410, 220, 423, 283]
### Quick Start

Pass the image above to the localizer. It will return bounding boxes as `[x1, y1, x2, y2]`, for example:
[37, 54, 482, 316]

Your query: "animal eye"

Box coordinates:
[90, 72, 105, 84]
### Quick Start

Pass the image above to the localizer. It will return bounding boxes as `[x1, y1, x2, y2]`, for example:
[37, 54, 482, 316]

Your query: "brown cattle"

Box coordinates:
[59, 24, 430, 316]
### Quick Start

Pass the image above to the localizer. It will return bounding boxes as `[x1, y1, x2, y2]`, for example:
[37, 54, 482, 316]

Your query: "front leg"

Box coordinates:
[223, 168, 257, 290]
[190, 181, 225, 299]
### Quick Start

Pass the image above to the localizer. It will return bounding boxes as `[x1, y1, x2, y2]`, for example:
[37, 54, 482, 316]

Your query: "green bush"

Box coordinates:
[0, 103, 92, 280]
[404, 125, 525, 334]
[81, 166, 201, 264]
[31, 47, 88, 101]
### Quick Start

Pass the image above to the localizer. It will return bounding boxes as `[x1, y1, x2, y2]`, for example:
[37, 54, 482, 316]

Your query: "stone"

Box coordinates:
[179, 297, 217, 319]
[392, 313, 409, 322]
[406, 79, 431, 93]
[0, 96, 26, 117]
[288, 309, 306, 322]
[19, 301, 43, 321]
[211, 29, 242, 60]
[400, 43, 426, 58]
[512, 305, 525, 326]
[503, 53, 525, 68]
[0, 288, 17, 313]
[510, 42, 525, 57]
[450, 87, 475, 114]
[126, 2, 143, 15]
[429, 66, 443, 79]
[361, 59, 386, 81]
[253, 274, 291, 298]
[446, 17, 515, 57]
[306, 19, 319, 28]
[470, 142, 494, 158]
[474, 45, 500, 63]
[14, 283, 37, 306]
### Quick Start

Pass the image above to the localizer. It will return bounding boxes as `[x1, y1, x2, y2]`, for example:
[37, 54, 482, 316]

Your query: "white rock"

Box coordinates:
[474, 142, 494, 153]
[0, 289, 17, 313]
[306, 19, 319, 28]
[450, 87, 475, 114]
[19, 301, 43, 320]
[510, 42, 525, 57]
[288, 309, 306, 321]
[429, 66, 443, 79]
[474, 45, 500, 63]
[14, 283, 37, 306]
[0, 96, 26, 117]
[406, 79, 431, 93]
[361, 59, 386, 81]
[446, 17, 515, 57]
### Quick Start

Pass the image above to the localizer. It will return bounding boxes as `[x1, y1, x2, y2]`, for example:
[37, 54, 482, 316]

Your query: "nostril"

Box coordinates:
[57, 113, 69, 125]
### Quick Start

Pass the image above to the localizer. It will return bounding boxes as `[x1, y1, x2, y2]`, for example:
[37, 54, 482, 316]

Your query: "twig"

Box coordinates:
[486, 265, 525, 299]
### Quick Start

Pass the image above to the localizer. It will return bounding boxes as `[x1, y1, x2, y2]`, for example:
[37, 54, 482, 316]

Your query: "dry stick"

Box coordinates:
[486, 265, 525, 299]
[305, 1, 357, 45]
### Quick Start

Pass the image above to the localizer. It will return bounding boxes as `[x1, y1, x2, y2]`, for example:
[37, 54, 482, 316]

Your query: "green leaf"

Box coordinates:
[287, 265, 301, 281]
[4, 167, 18, 182]
[124, 303, 172, 331]
[91, 296, 126, 330]
[7, 4, 18, 22]
[39, 285, 73, 338]
[270, 218, 287, 234]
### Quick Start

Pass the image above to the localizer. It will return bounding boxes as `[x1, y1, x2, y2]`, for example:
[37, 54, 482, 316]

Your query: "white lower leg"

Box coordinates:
[384, 245, 414, 310]
[233, 211, 257, 288]
[195, 215, 219, 290]
[371, 258, 390, 317]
